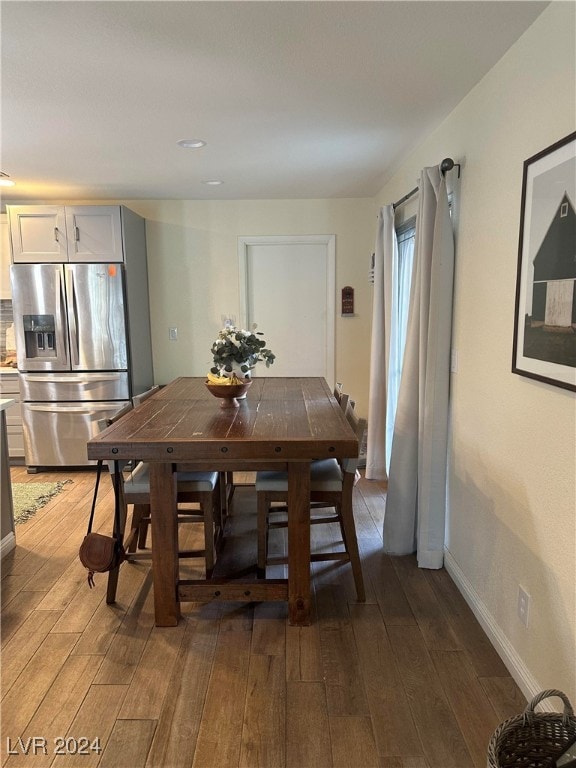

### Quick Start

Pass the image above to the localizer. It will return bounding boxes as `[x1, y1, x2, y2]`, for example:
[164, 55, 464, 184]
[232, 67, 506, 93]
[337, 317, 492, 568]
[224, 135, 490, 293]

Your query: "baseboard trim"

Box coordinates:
[0, 531, 16, 558]
[444, 548, 551, 710]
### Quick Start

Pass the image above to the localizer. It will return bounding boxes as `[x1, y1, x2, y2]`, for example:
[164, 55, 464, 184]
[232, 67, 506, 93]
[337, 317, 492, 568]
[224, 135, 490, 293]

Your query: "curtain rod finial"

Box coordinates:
[440, 158, 454, 174]
[441, 157, 461, 178]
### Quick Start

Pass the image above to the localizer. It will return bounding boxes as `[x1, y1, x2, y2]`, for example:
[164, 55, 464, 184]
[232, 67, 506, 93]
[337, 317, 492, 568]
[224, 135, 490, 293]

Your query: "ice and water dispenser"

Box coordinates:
[23, 314, 57, 359]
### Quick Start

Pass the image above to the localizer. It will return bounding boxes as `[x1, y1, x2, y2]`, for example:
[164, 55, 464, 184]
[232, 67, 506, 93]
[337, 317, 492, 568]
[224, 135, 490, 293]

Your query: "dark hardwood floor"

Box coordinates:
[1, 467, 525, 767]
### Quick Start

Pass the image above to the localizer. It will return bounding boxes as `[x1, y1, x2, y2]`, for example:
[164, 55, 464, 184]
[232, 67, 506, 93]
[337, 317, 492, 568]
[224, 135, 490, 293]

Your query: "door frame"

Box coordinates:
[238, 235, 336, 386]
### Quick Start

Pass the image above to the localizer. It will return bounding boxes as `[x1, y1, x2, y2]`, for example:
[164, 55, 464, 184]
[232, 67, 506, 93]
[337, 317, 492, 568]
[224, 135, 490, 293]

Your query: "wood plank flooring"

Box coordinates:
[1, 467, 525, 768]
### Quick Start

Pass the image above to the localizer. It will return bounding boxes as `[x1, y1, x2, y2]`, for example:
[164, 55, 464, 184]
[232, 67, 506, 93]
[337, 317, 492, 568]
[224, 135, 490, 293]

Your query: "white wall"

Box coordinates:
[121, 198, 375, 414]
[374, 2, 575, 703]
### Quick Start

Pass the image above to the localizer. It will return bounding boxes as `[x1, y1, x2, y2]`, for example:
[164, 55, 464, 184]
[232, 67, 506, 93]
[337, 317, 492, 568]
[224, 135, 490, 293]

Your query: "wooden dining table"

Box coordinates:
[87, 376, 358, 626]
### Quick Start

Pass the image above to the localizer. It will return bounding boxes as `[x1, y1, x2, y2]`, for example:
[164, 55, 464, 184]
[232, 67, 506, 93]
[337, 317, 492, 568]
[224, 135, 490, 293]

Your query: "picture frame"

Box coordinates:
[512, 131, 576, 392]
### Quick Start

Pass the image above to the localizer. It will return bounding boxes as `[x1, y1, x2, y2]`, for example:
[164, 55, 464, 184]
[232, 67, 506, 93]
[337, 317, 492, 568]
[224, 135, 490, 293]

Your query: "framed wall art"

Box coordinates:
[512, 131, 576, 391]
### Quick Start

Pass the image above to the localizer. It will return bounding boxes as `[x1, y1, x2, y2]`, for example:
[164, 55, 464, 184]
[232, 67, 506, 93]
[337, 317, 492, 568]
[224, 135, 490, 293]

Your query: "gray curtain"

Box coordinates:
[366, 205, 395, 481]
[383, 166, 455, 568]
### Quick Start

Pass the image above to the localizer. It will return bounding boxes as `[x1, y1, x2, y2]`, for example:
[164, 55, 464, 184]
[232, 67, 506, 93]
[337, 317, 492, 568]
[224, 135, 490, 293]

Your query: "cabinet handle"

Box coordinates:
[75, 226, 80, 241]
[54, 228, 59, 242]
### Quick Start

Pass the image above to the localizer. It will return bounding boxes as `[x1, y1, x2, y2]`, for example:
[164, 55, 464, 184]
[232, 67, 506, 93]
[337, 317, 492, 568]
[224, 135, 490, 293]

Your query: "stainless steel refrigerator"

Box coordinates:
[10, 262, 153, 470]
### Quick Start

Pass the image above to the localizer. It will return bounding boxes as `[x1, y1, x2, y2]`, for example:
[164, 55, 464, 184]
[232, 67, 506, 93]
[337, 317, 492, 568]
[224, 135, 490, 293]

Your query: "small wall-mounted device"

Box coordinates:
[341, 286, 354, 316]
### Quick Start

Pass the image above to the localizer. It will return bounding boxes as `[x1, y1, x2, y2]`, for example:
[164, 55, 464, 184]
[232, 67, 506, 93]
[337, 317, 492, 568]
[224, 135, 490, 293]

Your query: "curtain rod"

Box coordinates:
[392, 157, 460, 210]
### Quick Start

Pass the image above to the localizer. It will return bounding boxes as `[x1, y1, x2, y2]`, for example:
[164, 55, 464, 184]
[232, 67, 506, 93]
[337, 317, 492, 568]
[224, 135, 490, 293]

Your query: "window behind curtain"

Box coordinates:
[384, 194, 452, 471]
[385, 216, 415, 471]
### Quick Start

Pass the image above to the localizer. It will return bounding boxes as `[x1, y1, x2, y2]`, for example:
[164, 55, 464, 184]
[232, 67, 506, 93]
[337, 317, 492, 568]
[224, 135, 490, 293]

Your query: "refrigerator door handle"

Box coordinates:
[21, 374, 125, 384]
[66, 268, 80, 366]
[26, 403, 121, 414]
[56, 266, 69, 366]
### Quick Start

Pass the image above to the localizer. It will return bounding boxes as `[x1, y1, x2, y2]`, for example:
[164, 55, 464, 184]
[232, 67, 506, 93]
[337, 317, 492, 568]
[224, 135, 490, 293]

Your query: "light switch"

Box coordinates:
[169, 327, 178, 341]
[450, 348, 458, 373]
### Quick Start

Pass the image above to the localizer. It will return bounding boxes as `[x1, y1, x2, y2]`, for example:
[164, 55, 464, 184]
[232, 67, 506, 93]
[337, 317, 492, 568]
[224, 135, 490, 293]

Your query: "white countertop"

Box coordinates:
[0, 399, 15, 412]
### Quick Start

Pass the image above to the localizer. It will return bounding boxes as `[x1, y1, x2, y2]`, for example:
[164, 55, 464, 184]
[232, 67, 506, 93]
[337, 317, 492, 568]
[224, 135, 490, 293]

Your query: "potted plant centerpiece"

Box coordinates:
[205, 325, 275, 405]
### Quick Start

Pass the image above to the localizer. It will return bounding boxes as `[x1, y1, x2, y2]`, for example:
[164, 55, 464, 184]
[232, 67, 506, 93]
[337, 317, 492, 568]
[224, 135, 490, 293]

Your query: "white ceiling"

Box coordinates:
[1, 0, 548, 203]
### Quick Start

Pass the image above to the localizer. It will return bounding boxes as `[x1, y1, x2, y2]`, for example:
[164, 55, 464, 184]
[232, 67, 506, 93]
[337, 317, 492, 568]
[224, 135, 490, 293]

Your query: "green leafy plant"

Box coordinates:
[210, 326, 275, 376]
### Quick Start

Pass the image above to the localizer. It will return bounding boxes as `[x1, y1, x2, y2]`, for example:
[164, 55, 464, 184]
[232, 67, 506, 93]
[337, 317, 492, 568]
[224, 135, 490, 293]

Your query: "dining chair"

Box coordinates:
[219, 383, 351, 521]
[98, 397, 221, 603]
[259, 385, 356, 521]
[333, 382, 350, 412]
[132, 384, 160, 406]
[255, 400, 366, 601]
[130, 384, 210, 552]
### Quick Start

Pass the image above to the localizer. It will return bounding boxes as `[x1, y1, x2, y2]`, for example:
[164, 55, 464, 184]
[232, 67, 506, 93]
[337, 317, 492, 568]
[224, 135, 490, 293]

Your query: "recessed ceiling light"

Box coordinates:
[0, 172, 15, 187]
[177, 139, 206, 149]
[201, 179, 224, 186]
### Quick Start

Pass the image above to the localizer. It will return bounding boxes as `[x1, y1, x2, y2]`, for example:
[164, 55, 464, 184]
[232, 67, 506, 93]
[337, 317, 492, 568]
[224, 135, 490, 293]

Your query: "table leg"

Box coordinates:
[150, 463, 180, 626]
[287, 461, 311, 626]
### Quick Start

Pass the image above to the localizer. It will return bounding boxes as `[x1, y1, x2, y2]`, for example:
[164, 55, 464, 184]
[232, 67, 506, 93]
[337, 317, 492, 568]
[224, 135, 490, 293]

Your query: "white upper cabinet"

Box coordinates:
[8, 205, 123, 263]
[65, 207, 123, 262]
[8, 206, 67, 262]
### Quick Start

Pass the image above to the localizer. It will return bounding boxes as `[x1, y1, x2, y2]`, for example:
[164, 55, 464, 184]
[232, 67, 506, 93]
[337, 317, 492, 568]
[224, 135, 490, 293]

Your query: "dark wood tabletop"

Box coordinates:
[88, 376, 358, 463]
[87, 376, 359, 626]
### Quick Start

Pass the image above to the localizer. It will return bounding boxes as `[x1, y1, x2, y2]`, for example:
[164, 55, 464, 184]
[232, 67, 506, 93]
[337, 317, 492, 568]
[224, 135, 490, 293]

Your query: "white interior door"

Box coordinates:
[239, 235, 335, 385]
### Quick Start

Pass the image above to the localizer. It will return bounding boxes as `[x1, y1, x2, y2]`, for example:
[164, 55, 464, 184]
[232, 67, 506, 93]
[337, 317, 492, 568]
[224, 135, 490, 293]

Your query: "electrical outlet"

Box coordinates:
[169, 327, 178, 341]
[517, 586, 530, 627]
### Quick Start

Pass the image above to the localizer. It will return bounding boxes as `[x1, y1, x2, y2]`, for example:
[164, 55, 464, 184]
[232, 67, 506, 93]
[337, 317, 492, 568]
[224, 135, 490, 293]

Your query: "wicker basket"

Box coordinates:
[487, 689, 576, 768]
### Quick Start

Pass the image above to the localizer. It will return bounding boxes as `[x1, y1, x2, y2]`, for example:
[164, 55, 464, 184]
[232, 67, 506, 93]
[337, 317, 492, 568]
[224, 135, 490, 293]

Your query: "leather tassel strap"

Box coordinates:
[86, 460, 104, 535]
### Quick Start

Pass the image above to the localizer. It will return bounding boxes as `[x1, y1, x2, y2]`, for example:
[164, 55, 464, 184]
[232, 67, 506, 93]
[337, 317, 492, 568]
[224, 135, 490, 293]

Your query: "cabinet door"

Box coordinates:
[0, 375, 24, 458]
[65, 206, 123, 262]
[8, 206, 68, 262]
